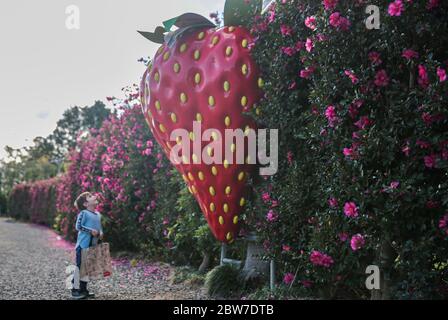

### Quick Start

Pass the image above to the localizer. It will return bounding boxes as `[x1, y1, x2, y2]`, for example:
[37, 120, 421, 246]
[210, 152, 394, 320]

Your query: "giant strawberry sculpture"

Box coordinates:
[139, 0, 264, 243]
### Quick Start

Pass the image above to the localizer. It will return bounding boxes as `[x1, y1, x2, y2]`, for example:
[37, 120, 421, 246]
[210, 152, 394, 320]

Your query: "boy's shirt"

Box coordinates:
[75, 210, 103, 249]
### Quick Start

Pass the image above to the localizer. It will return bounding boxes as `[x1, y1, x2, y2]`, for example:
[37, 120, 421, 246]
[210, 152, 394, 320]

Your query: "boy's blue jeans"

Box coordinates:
[73, 246, 88, 292]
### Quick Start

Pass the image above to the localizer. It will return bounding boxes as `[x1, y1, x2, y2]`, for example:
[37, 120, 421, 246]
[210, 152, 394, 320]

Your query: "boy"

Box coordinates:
[72, 192, 103, 299]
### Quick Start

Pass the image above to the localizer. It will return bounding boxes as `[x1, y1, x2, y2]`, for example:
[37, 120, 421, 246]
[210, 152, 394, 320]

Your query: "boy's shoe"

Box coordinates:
[80, 290, 95, 298]
[71, 290, 87, 300]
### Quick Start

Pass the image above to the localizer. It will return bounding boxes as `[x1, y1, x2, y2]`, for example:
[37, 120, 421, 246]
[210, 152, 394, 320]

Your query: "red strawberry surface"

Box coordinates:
[140, 26, 263, 243]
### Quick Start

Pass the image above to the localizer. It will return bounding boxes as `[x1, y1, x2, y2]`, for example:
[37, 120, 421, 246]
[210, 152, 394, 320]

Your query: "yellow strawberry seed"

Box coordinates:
[194, 73, 201, 84]
[225, 116, 231, 127]
[223, 81, 230, 92]
[194, 50, 201, 60]
[209, 96, 215, 106]
[173, 63, 180, 73]
[179, 43, 187, 53]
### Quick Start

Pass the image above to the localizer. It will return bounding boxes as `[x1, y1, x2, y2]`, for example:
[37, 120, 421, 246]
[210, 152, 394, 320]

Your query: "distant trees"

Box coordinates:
[0, 101, 111, 195]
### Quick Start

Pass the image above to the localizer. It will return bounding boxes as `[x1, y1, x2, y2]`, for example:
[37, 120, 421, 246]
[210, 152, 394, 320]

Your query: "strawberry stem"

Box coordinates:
[138, 13, 215, 45]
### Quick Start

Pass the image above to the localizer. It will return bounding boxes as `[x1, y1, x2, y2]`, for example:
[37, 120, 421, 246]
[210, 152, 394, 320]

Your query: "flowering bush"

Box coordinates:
[249, 0, 448, 299]
[9, 178, 59, 225]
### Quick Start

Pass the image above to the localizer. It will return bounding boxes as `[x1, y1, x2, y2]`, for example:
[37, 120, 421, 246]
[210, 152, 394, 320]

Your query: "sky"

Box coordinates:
[0, 0, 223, 160]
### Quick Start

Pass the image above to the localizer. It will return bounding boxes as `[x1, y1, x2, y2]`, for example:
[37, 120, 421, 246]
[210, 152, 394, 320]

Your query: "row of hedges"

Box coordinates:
[245, 0, 448, 299]
[8, 178, 59, 225]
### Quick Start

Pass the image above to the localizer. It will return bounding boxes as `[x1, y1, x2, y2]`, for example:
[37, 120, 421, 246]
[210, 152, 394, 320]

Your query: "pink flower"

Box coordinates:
[402, 49, 419, 60]
[310, 250, 334, 268]
[305, 38, 314, 52]
[439, 214, 448, 230]
[295, 41, 304, 51]
[374, 69, 390, 87]
[305, 16, 317, 30]
[343, 147, 354, 158]
[418, 64, 429, 89]
[329, 12, 341, 27]
[329, 197, 338, 208]
[281, 46, 296, 56]
[282, 245, 291, 252]
[339, 232, 349, 242]
[266, 210, 278, 222]
[402, 144, 411, 156]
[390, 181, 400, 189]
[388, 0, 404, 16]
[323, 0, 338, 11]
[424, 154, 437, 168]
[329, 12, 351, 31]
[325, 105, 338, 127]
[299, 66, 315, 79]
[368, 51, 382, 66]
[344, 202, 359, 218]
[354, 116, 372, 130]
[344, 70, 359, 84]
[280, 25, 293, 36]
[267, 10, 276, 24]
[262, 192, 271, 203]
[283, 273, 295, 285]
[437, 67, 447, 82]
[350, 234, 365, 251]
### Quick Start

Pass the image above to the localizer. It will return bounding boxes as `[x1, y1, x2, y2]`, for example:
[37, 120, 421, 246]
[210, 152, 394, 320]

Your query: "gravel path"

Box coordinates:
[0, 218, 208, 300]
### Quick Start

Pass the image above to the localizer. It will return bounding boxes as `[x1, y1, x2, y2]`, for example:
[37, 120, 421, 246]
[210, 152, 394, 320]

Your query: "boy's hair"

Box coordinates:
[74, 192, 92, 211]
